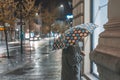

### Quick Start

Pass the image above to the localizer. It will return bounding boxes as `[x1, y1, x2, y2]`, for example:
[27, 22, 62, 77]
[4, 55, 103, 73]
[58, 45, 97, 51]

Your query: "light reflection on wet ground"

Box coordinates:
[0, 40, 62, 80]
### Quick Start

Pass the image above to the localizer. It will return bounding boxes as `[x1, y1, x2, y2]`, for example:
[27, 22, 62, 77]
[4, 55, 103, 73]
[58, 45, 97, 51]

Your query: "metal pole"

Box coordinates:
[20, 19, 23, 54]
[29, 18, 32, 55]
[1, 5, 10, 58]
[4, 25, 10, 58]
[19, 0, 23, 54]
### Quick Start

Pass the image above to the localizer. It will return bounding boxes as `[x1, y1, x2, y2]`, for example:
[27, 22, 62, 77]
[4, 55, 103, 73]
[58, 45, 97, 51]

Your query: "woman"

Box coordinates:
[61, 44, 83, 80]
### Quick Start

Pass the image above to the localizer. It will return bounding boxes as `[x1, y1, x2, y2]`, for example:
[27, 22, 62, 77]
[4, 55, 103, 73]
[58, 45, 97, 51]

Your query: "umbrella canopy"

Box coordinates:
[52, 23, 98, 50]
[65, 23, 98, 34]
[53, 35, 65, 50]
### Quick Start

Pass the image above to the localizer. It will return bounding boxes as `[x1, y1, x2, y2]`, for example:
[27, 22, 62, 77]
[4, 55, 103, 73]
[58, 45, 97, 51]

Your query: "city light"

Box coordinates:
[35, 13, 39, 16]
[0, 27, 5, 31]
[60, 4, 64, 8]
[66, 14, 73, 19]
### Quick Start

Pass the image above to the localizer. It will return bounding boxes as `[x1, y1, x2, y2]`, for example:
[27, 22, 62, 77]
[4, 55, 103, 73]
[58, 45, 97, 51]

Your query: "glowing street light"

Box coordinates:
[66, 14, 73, 28]
[66, 15, 73, 19]
[59, 4, 64, 19]
[35, 13, 39, 16]
[60, 4, 64, 8]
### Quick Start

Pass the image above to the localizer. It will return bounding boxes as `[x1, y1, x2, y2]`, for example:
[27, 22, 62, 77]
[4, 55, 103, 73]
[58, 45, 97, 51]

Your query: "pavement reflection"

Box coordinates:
[0, 39, 62, 80]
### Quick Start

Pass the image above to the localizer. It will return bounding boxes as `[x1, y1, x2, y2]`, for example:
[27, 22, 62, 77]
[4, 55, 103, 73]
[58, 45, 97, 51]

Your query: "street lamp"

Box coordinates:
[15, 28, 19, 40]
[59, 4, 64, 19]
[17, 0, 24, 54]
[60, 4, 64, 8]
[35, 13, 39, 16]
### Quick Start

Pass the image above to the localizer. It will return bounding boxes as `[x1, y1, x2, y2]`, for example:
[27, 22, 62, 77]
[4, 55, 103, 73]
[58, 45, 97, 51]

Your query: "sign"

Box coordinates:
[0, 27, 5, 31]
[17, 22, 25, 25]
[66, 15, 73, 19]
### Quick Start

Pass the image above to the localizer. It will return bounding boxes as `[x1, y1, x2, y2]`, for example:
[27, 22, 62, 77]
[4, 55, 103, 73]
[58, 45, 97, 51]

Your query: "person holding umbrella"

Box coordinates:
[52, 23, 98, 80]
[61, 41, 84, 80]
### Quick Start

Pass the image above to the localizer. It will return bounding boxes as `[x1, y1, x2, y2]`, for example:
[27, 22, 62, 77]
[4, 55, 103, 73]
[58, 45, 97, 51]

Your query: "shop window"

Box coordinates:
[91, 0, 108, 77]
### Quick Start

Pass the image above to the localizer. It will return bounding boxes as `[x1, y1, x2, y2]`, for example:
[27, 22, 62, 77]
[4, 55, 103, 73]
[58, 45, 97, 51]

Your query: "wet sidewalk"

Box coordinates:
[0, 41, 23, 58]
[0, 49, 31, 75]
[0, 38, 62, 80]
[0, 49, 62, 80]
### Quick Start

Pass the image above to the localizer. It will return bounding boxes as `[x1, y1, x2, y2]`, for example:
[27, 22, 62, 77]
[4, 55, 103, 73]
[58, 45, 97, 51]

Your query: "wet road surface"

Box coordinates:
[0, 40, 62, 80]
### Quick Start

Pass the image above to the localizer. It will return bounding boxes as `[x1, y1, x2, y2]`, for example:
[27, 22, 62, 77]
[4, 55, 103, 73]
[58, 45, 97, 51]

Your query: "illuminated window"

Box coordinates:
[91, 0, 108, 77]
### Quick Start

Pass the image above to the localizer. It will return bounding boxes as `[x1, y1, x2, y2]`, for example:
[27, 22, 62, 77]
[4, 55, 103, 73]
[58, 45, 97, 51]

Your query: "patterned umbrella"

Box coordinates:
[52, 35, 65, 50]
[52, 23, 98, 50]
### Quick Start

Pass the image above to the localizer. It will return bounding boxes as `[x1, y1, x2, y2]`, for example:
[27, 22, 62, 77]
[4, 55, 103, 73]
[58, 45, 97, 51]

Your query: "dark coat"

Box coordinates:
[61, 46, 82, 80]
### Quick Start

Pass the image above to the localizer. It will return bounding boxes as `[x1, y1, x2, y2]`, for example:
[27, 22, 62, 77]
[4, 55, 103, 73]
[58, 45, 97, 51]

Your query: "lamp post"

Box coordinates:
[59, 4, 64, 19]
[17, 0, 24, 54]
[4, 23, 10, 58]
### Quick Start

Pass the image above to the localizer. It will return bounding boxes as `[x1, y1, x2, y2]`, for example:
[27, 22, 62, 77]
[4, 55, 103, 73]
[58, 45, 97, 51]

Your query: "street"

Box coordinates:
[0, 38, 62, 80]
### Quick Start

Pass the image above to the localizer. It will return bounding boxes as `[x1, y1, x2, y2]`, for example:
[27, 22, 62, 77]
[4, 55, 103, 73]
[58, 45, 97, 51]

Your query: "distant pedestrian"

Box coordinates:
[20, 32, 24, 40]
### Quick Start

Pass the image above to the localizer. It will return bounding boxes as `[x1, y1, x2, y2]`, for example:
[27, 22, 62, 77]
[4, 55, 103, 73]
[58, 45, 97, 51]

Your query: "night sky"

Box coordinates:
[35, 0, 72, 13]
[15, 0, 72, 18]
[35, 0, 41, 6]
[35, 0, 72, 20]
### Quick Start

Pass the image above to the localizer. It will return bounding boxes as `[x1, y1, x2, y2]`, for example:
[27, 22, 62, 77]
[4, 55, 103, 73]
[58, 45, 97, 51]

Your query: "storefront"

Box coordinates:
[91, 0, 108, 77]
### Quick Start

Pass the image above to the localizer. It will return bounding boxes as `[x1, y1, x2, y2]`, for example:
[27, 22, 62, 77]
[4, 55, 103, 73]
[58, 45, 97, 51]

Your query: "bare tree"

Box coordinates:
[0, 0, 17, 58]
[16, 0, 41, 32]
[15, 0, 41, 54]
[41, 8, 58, 34]
[51, 21, 69, 34]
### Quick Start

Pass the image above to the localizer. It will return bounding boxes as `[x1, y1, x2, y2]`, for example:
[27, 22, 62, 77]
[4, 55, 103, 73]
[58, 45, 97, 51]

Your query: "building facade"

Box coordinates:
[72, 0, 84, 26]
[90, 0, 120, 80]
[73, 0, 120, 80]
[72, 0, 120, 80]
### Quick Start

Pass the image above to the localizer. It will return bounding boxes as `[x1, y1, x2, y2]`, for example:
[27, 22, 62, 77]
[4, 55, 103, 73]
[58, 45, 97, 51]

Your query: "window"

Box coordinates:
[91, 0, 108, 77]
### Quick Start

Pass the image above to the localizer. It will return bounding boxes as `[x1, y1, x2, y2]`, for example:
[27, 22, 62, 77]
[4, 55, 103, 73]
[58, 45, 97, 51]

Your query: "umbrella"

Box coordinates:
[52, 35, 65, 50]
[52, 23, 98, 50]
